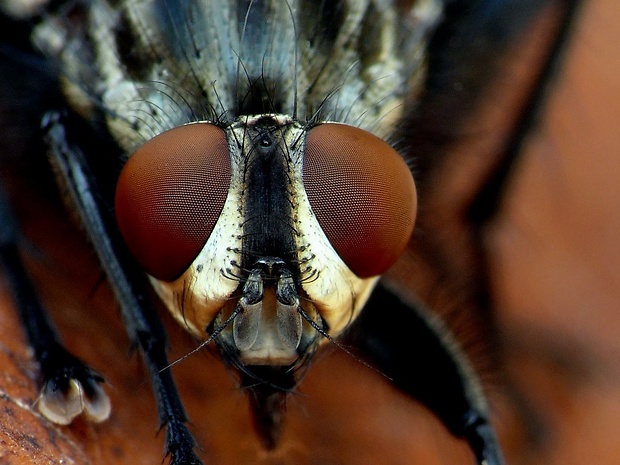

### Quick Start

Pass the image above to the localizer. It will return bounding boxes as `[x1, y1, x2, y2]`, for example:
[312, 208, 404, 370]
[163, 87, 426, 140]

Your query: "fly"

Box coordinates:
[0, 1, 581, 464]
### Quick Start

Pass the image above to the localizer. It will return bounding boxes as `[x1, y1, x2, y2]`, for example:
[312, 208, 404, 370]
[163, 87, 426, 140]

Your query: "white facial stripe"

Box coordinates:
[282, 125, 380, 336]
[149, 155, 244, 338]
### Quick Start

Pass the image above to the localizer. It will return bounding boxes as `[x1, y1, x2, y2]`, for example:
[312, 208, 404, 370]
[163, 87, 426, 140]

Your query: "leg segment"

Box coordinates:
[43, 110, 201, 465]
[0, 183, 109, 424]
[346, 284, 504, 465]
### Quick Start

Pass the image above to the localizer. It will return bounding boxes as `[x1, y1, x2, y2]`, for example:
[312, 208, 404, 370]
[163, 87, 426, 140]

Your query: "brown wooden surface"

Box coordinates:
[1, 0, 619, 464]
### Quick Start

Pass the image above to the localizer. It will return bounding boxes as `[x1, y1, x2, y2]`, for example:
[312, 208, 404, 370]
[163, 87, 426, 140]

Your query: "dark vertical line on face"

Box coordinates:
[241, 117, 296, 270]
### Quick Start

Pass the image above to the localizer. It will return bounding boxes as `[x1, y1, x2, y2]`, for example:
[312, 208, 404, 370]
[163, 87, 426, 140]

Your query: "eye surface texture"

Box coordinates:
[302, 123, 417, 278]
[115, 123, 231, 282]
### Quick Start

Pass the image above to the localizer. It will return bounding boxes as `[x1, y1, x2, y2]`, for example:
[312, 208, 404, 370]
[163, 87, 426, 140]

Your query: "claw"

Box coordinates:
[463, 417, 505, 465]
[37, 376, 111, 425]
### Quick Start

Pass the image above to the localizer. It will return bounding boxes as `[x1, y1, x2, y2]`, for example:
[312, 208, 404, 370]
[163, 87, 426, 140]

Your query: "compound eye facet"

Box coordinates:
[302, 123, 417, 278]
[115, 123, 230, 282]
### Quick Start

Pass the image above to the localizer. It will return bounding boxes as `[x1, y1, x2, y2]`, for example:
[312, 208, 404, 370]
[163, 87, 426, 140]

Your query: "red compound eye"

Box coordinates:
[303, 123, 417, 278]
[115, 123, 230, 282]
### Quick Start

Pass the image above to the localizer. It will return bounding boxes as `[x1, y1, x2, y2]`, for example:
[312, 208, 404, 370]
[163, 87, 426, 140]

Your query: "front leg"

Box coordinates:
[0, 181, 110, 424]
[346, 284, 505, 465]
[43, 110, 202, 465]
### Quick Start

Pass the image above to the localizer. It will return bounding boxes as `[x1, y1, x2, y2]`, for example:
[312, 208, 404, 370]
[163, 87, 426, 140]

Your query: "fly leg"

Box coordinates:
[43, 110, 202, 465]
[345, 284, 504, 465]
[0, 183, 110, 424]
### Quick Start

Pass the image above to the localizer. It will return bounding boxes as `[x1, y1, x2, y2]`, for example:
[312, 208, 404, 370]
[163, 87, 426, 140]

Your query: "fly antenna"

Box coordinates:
[157, 305, 243, 374]
[296, 306, 392, 381]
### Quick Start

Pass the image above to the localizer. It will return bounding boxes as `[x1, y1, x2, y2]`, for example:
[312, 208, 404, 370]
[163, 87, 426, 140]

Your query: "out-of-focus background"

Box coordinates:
[489, 0, 620, 462]
[391, 0, 620, 463]
[0, 0, 618, 464]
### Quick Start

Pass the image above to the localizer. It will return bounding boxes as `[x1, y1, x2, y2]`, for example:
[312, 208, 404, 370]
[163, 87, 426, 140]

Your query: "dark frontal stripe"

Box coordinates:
[241, 118, 297, 269]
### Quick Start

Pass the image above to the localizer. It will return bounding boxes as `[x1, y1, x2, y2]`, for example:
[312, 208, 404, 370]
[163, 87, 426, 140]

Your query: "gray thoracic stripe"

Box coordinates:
[32, 0, 443, 152]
